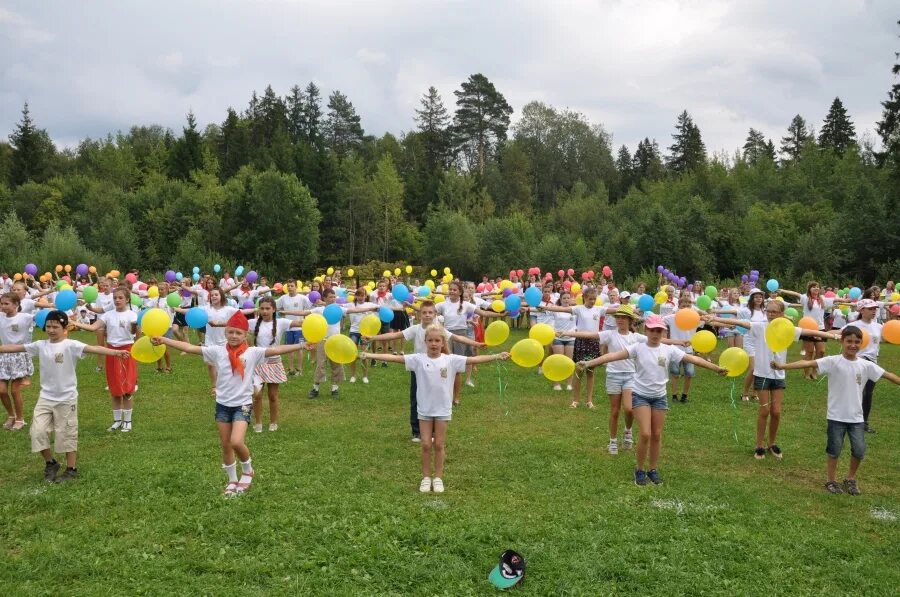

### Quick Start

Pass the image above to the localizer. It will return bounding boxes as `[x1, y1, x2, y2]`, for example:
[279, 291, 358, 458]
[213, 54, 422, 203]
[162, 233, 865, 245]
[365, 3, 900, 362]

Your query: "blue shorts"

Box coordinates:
[349, 332, 366, 346]
[632, 393, 669, 410]
[215, 402, 252, 424]
[826, 419, 865, 460]
[668, 357, 695, 378]
[605, 371, 635, 394]
[754, 376, 786, 391]
[285, 330, 304, 345]
[552, 338, 575, 347]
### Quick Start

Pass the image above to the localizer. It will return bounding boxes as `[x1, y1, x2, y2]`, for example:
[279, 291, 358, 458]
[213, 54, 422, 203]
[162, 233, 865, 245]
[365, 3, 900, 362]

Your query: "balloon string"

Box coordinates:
[729, 378, 740, 444]
[495, 359, 509, 416]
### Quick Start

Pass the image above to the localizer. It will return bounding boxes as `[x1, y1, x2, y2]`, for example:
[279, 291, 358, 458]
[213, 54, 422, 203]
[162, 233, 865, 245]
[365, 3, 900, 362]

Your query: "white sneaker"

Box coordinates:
[121, 421, 132, 433]
[608, 439, 618, 455]
[349, 376, 356, 383]
[553, 384, 562, 391]
[623, 429, 633, 449]
[253, 424, 263, 433]
[419, 477, 432, 493]
[432, 477, 445, 493]
[537, 367, 543, 376]
[566, 384, 573, 391]
[465, 380, 475, 388]
[269, 423, 278, 432]
[104, 386, 109, 391]
[107, 421, 122, 432]
[362, 377, 369, 384]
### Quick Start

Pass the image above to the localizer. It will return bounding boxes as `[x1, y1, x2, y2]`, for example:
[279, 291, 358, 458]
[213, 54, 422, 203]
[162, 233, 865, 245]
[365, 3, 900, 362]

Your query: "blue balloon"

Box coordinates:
[637, 294, 655, 312]
[336, 287, 348, 298]
[524, 286, 542, 308]
[392, 283, 410, 302]
[192, 273, 200, 282]
[509, 309, 521, 318]
[235, 265, 244, 277]
[504, 295, 522, 312]
[323, 304, 343, 325]
[192, 266, 200, 275]
[766, 279, 779, 292]
[186, 307, 208, 329]
[35, 309, 51, 329]
[417, 286, 431, 297]
[848, 287, 862, 300]
[213, 264, 221, 273]
[378, 306, 395, 323]
[175, 272, 183, 281]
[137, 309, 147, 326]
[55, 289, 77, 311]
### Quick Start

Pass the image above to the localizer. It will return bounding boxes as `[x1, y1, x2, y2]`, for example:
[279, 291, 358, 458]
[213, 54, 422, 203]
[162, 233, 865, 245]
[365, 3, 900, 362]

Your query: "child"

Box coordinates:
[0, 293, 35, 430]
[361, 324, 509, 493]
[772, 326, 900, 495]
[347, 287, 378, 384]
[71, 288, 139, 432]
[276, 280, 311, 376]
[844, 299, 884, 433]
[0, 311, 130, 482]
[578, 315, 727, 485]
[84, 277, 114, 372]
[152, 311, 302, 496]
[706, 301, 838, 460]
[250, 297, 301, 432]
[663, 294, 701, 404]
[547, 290, 576, 392]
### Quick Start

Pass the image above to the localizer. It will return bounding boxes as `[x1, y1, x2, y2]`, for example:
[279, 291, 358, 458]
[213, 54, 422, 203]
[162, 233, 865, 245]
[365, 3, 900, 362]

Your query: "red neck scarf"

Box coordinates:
[226, 342, 249, 378]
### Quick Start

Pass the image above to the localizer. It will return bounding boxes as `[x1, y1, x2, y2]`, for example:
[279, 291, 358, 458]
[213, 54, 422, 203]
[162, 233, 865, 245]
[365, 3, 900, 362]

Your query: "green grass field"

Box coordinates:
[1, 328, 899, 596]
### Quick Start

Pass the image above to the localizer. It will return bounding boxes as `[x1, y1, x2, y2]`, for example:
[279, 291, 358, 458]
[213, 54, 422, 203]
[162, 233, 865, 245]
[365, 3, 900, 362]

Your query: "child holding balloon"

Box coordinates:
[780, 282, 849, 380]
[276, 280, 312, 376]
[663, 294, 702, 404]
[0, 292, 35, 430]
[347, 287, 379, 385]
[250, 297, 302, 432]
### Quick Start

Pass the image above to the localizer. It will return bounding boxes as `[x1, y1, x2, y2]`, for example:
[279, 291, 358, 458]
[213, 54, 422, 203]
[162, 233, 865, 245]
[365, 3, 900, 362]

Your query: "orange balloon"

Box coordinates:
[883, 320, 900, 345]
[860, 329, 870, 350]
[798, 316, 818, 331]
[674, 308, 700, 331]
[55, 265, 62, 272]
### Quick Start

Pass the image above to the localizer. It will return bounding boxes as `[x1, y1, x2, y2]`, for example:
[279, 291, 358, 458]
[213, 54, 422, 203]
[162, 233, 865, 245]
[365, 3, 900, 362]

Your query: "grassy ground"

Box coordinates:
[1, 328, 899, 596]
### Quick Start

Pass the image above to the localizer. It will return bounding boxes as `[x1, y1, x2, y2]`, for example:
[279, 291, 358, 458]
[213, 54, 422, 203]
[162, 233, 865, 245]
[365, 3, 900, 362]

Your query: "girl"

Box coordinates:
[72, 288, 138, 432]
[522, 282, 557, 376]
[734, 289, 767, 401]
[361, 325, 510, 493]
[846, 300, 883, 433]
[347, 287, 378, 385]
[250, 297, 301, 432]
[152, 311, 302, 496]
[663, 294, 702, 404]
[706, 302, 838, 460]
[548, 290, 577, 392]
[579, 315, 727, 485]
[369, 279, 394, 360]
[0, 293, 35, 430]
[147, 281, 174, 374]
[276, 280, 312, 376]
[781, 282, 845, 380]
[84, 277, 114, 372]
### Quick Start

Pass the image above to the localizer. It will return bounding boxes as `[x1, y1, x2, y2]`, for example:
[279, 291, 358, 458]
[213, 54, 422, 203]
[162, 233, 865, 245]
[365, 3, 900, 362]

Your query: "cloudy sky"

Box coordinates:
[1, 0, 897, 155]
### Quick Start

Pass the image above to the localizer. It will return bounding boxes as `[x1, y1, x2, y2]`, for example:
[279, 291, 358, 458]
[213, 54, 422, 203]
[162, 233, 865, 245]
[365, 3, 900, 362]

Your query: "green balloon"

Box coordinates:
[696, 295, 712, 310]
[785, 307, 799, 321]
[130, 293, 142, 307]
[166, 292, 181, 308]
[705, 285, 717, 299]
[82, 286, 98, 303]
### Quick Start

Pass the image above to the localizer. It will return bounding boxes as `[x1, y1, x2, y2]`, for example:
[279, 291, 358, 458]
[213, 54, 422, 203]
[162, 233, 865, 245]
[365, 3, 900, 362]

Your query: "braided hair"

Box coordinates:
[254, 296, 278, 345]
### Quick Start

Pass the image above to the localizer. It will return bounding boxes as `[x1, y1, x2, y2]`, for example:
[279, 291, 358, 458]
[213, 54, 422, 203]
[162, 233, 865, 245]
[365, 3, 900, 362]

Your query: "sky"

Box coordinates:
[1, 0, 897, 155]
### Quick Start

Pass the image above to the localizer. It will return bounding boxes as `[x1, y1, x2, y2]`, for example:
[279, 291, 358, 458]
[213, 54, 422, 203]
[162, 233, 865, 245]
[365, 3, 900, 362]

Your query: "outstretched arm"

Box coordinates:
[771, 359, 818, 371]
[881, 371, 900, 386]
[449, 332, 484, 348]
[466, 351, 510, 365]
[263, 343, 303, 358]
[71, 319, 105, 333]
[367, 330, 403, 343]
[682, 354, 727, 375]
[0, 344, 25, 354]
[84, 345, 131, 358]
[799, 329, 840, 341]
[577, 349, 630, 370]
[704, 315, 751, 328]
[359, 350, 405, 364]
[151, 336, 203, 355]
[541, 304, 573, 313]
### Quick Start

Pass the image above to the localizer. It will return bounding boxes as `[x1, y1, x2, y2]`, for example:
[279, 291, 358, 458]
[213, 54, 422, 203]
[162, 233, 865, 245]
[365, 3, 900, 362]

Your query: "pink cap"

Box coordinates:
[856, 299, 878, 310]
[644, 314, 667, 330]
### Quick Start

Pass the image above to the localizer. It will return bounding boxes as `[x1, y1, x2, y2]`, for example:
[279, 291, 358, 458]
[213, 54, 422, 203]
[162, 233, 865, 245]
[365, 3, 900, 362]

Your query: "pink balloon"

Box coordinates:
[516, 269, 524, 278]
[567, 268, 574, 276]
[125, 273, 137, 284]
[558, 270, 565, 278]
[563, 281, 572, 290]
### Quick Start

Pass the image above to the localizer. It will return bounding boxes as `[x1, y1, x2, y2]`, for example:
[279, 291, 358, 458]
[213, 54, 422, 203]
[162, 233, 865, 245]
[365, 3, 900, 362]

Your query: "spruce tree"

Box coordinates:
[303, 82, 324, 147]
[9, 102, 55, 186]
[451, 73, 513, 176]
[324, 90, 364, 158]
[286, 85, 307, 143]
[780, 114, 812, 162]
[167, 111, 204, 181]
[666, 110, 706, 174]
[415, 86, 451, 170]
[742, 128, 774, 165]
[876, 20, 900, 167]
[818, 97, 856, 156]
[218, 108, 251, 180]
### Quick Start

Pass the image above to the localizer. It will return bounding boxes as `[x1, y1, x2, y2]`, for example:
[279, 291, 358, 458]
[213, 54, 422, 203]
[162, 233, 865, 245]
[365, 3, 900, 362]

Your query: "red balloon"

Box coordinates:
[567, 268, 574, 276]
[602, 266, 612, 277]
[558, 270, 564, 278]
[563, 281, 572, 290]
[581, 272, 589, 280]
[517, 269, 524, 278]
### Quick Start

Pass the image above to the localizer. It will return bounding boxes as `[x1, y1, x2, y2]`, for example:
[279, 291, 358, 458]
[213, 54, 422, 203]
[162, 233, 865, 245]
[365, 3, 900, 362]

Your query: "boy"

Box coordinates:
[772, 326, 900, 495]
[0, 311, 130, 482]
[663, 294, 698, 403]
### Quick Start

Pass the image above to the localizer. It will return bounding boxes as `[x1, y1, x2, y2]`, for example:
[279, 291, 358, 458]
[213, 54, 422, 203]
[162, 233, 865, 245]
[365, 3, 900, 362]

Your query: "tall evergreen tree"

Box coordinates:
[9, 102, 56, 186]
[218, 108, 251, 180]
[632, 138, 664, 182]
[614, 144, 634, 198]
[780, 114, 812, 162]
[167, 111, 204, 181]
[818, 97, 856, 156]
[303, 82, 323, 147]
[742, 128, 775, 165]
[324, 90, 364, 158]
[451, 73, 513, 176]
[876, 20, 900, 168]
[251, 84, 289, 148]
[286, 84, 307, 144]
[666, 110, 706, 174]
[415, 86, 451, 170]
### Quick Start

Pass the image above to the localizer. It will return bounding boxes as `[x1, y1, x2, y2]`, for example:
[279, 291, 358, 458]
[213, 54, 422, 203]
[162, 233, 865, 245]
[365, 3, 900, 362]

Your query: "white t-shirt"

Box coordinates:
[230, 288, 258, 306]
[531, 301, 555, 325]
[625, 342, 685, 397]
[658, 301, 677, 319]
[348, 302, 378, 333]
[0, 312, 35, 345]
[598, 330, 647, 373]
[96, 292, 115, 313]
[102, 309, 138, 345]
[663, 314, 696, 354]
[19, 297, 37, 314]
[848, 319, 881, 361]
[277, 293, 312, 322]
[253, 317, 293, 363]
[24, 339, 87, 402]
[192, 285, 210, 307]
[601, 304, 621, 330]
[402, 323, 453, 354]
[816, 355, 884, 423]
[203, 305, 239, 346]
[311, 305, 346, 339]
[573, 305, 602, 333]
[552, 310, 577, 335]
[801, 297, 834, 330]
[437, 300, 475, 330]
[202, 345, 267, 407]
[747, 321, 803, 379]
[405, 352, 467, 417]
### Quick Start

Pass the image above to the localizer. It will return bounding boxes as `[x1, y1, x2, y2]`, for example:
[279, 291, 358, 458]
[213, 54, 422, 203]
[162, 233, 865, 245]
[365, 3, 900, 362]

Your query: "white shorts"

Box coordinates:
[605, 371, 635, 394]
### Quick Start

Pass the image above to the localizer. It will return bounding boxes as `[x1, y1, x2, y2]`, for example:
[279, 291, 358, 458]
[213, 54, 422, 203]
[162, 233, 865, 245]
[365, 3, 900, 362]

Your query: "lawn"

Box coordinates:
[1, 328, 899, 596]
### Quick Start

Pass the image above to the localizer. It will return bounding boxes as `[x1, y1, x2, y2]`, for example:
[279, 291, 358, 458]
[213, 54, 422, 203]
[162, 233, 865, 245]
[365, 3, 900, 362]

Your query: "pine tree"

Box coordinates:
[876, 20, 900, 167]
[818, 97, 856, 156]
[167, 111, 204, 181]
[303, 82, 323, 147]
[633, 138, 664, 182]
[451, 73, 513, 176]
[251, 84, 289, 148]
[324, 90, 364, 158]
[742, 128, 775, 165]
[218, 108, 251, 180]
[415, 86, 451, 170]
[9, 102, 56, 186]
[780, 114, 812, 162]
[286, 85, 307, 143]
[615, 145, 634, 197]
[666, 110, 706, 174]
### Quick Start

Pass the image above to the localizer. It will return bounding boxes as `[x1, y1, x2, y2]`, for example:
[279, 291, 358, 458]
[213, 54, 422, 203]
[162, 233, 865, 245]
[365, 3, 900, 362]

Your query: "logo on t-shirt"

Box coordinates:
[657, 357, 666, 367]
[54, 352, 64, 364]
[11, 324, 18, 332]
[440, 367, 448, 378]
[856, 373, 862, 386]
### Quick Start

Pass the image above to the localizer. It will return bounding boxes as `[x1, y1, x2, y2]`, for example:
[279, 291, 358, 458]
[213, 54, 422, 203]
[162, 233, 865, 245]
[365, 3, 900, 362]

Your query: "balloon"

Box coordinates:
[542, 354, 575, 382]
[860, 329, 871, 350]
[484, 320, 510, 346]
[234, 266, 244, 277]
[141, 308, 170, 336]
[558, 270, 565, 278]
[82, 286, 98, 303]
[657, 265, 664, 273]
[246, 271, 259, 283]
[76, 263, 88, 276]
[323, 304, 344, 326]
[529, 323, 555, 346]
[166, 293, 181, 308]
[491, 300, 505, 313]
[891, 292, 900, 302]
[654, 291, 667, 305]
[795, 316, 817, 330]
[765, 318, 795, 352]
[125, 273, 137, 284]
[424, 279, 435, 291]
[393, 268, 400, 276]
[347, 268, 355, 277]
[848, 287, 862, 300]
[883, 320, 900, 344]
[302, 313, 328, 343]
[602, 266, 612, 277]
[24, 263, 37, 276]
[504, 295, 521, 312]
[405, 265, 412, 274]
[434, 294, 445, 304]
[109, 270, 120, 278]
[766, 279, 779, 292]
[59, 284, 73, 292]
[164, 271, 176, 283]
[570, 282, 581, 295]
[63, 265, 71, 273]
[327, 267, 335, 275]
[785, 307, 799, 321]
[131, 336, 166, 364]
[55, 290, 77, 311]
[417, 285, 431, 297]
[308, 291, 321, 304]
[703, 285, 716, 299]
[637, 294, 655, 312]
[392, 283, 410, 302]
[430, 269, 437, 277]
[719, 347, 750, 377]
[674, 308, 700, 331]
[130, 293, 142, 307]
[324, 334, 357, 364]
[516, 269, 524, 278]
[213, 264, 221, 273]
[510, 339, 544, 368]
[185, 307, 208, 329]
[443, 267, 451, 275]
[89, 266, 96, 274]
[524, 286, 542, 307]
[741, 275, 748, 283]
[359, 314, 381, 337]
[690, 330, 717, 353]
[175, 272, 183, 281]
[34, 309, 51, 329]
[696, 295, 712, 310]
[378, 306, 394, 323]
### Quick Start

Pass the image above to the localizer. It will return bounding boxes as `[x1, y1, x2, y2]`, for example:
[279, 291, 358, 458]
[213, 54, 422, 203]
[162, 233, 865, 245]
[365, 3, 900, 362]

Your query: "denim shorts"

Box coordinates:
[826, 420, 865, 460]
[349, 332, 365, 346]
[605, 371, 635, 394]
[285, 330, 304, 345]
[215, 402, 253, 424]
[753, 376, 786, 391]
[418, 415, 452, 422]
[552, 338, 575, 347]
[668, 358, 695, 378]
[631, 393, 669, 410]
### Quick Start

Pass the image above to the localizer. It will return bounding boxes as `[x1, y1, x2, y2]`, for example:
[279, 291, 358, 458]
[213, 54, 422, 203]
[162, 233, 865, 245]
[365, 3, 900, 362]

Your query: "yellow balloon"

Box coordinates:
[425, 280, 435, 290]
[570, 282, 581, 295]
[430, 269, 437, 277]
[510, 338, 544, 368]
[719, 347, 750, 377]
[327, 267, 334, 275]
[529, 323, 555, 346]
[443, 267, 451, 275]
[347, 268, 355, 277]
[324, 334, 357, 364]
[654, 291, 668, 305]
[765, 317, 795, 352]
[131, 336, 166, 364]
[394, 268, 401, 276]
[434, 294, 445, 304]
[147, 286, 159, 298]
[491, 300, 505, 313]
[542, 354, 575, 382]
[59, 283, 73, 291]
[302, 313, 328, 344]
[442, 274, 452, 284]
[575, 294, 584, 305]
[383, 270, 391, 277]
[690, 330, 717, 353]
[405, 265, 412, 274]
[484, 320, 510, 346]
[499, 280, 513, 291]
[366, 281, 375, 290]
[141, 308, 170, 337]
[359, 314, 381, 337]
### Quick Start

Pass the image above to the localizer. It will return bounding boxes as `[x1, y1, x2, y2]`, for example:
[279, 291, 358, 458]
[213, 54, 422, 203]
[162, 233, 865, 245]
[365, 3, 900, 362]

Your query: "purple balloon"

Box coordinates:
[165, 270, 177, 283]
[657, 265, 664, 273]
[308, 291, 321, 304]
[509, 309, 521, 318]
[246, 270, 258, 283]
[679, 277, 687, 287]
[741, 275, 748, 282]
[181, 289, 192, 298]
[24, 263, 37, 276]
[76, 263, 88, 276]
[502, 287, 513, 297]
[243, 300, 254, 309]
[336, 296, 347, 305]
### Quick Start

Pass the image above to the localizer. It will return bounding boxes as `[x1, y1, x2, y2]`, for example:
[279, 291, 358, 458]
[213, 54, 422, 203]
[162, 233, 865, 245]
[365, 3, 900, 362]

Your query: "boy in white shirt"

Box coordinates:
[0, 311, 130, 483]
[773, 326, 900, 495]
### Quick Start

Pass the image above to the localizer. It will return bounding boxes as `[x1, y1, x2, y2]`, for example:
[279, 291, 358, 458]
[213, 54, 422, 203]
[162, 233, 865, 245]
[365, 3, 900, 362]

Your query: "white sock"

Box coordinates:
[610, 437, 617, 443]
[313, 384, 319, 391]
[625, 427, 632, 434]
[331, 384, 339, 392]
[223, 463, 238, 483]
[112, 409, 122, 422]
[240, 458, 253, 474]
[123, 409, 133, 422]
